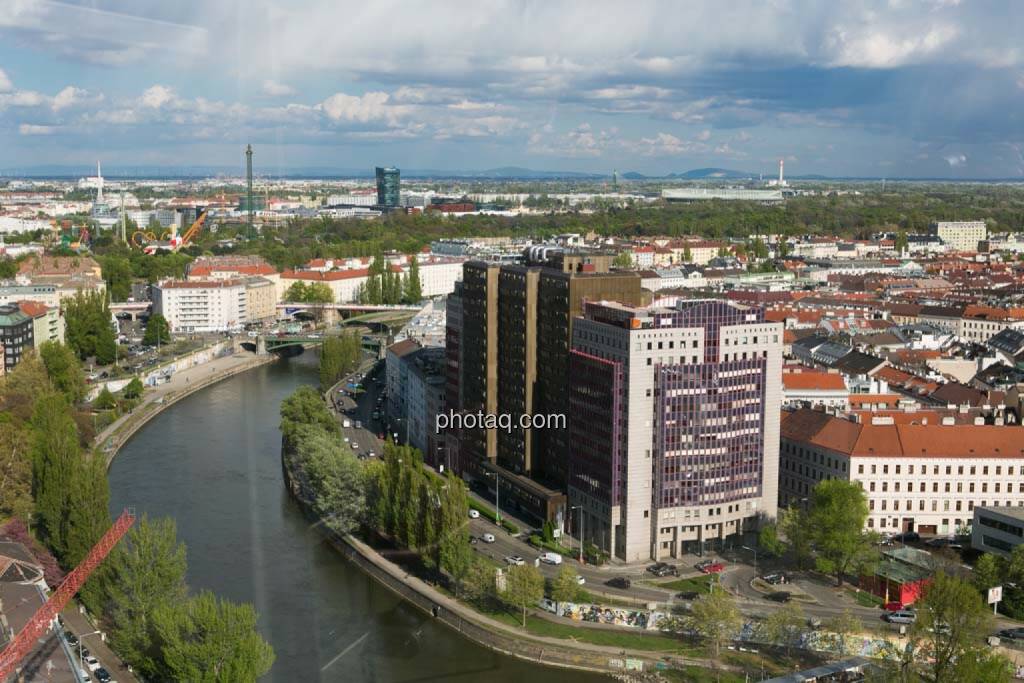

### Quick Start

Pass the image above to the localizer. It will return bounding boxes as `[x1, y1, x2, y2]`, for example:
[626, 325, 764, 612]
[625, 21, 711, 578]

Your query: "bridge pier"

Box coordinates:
[256, 335, 267, 356]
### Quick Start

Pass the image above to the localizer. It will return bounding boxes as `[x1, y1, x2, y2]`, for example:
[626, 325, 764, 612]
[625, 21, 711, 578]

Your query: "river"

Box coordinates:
[108, 353, 605, 682]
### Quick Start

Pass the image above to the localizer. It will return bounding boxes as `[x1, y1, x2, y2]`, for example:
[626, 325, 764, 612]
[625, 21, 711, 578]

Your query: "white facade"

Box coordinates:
[154, 279, 248, 333]
[570, 301, 782, 562]
[931, 220, 987, 252]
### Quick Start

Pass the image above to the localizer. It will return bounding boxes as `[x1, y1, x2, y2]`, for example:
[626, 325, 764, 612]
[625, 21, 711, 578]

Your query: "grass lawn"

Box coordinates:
[847, 588, 883, 608]
[662, 666, 746, 683]
[656, 575, 716, 593]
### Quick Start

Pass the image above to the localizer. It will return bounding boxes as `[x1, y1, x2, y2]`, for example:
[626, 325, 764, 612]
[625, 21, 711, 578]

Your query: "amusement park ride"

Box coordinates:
[132, 209, 208, 254]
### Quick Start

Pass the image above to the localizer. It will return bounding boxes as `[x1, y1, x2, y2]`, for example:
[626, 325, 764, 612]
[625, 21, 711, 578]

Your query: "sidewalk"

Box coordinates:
[60, 605, 139, 683]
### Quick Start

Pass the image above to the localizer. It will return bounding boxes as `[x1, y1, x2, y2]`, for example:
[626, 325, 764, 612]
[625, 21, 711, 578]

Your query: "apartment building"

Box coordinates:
[244, 277, 276, 324]
[153, 279, 248, 333]
[781, 408, 1024, 537]
[972, 506, 1024, 558]
[385, 340, 447, 460]
[447, 254, 645, 524]
[568, 299, 783, 562]
[18, 300, 64, 346]
[0, 303, 34, 371]
[929, 220, 987, 252]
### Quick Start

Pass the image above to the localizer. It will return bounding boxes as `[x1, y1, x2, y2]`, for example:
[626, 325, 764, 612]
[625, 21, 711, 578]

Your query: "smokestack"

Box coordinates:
[778, 159, 784, 184]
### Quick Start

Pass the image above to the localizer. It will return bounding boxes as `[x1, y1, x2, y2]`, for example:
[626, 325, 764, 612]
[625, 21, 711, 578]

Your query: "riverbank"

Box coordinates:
[279, 439, 733, 680]
[97, 350, 277, 465]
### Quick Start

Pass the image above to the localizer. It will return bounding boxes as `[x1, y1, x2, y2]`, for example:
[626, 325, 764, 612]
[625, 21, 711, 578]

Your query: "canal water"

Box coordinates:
[108, 353, 604, 682]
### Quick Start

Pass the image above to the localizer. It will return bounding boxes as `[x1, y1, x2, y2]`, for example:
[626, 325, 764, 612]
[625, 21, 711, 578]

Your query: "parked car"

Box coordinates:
[925, 536, 963, 550]
[647, 562, 679, 577]
[767, 591, 792, 603]
[998, 627, 1024, 641]
[885, 610, 917, 624]
[95, 668, 114, 683]
[606, 577, 631, 589]
[883, 601, 904, 612]
[481, 533, 496, 543]
[761, 573, 789, 585]
[63, 632, 78, 647]
[469, 536, 478, 545]
[468, 509, 480, 519]
[575, 575, 586, 585]
[504, 555, 525, 566]
[892, 531, 920, 543]
[676, 591, 701, 600]
[84, 655, 102, 671]
[699, 562, 725, 574]
[539, 552, 563, 565]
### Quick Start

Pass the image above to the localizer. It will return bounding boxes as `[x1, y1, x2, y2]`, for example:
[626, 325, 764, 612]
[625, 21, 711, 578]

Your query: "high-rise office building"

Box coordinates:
[375, 166, 401, 207]
[447, 250, 646, 525]
[569, 299, 782, 562]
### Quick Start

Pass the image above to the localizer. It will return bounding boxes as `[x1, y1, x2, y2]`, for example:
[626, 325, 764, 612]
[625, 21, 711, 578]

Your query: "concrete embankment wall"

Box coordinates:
[280, 445, 672, 677]
[101, 354, 275, 466]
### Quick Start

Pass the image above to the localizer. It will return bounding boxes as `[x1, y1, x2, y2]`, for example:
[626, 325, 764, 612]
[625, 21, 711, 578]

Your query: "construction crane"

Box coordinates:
[136, 209, 208, 255]
[0, 509, 135, 679]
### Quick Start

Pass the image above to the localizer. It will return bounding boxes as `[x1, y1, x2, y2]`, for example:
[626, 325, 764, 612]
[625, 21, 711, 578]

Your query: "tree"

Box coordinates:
[403, 256, 422, 303]
[95, 318, 117, 365]
[151, 591, 275, 682]
[807, 480, 879, 585]
[143, 313, 171, 347]
[305, 282, 334, 304]
[779, 506, 813, 569]
[31, 392, 82, 558]
[106, 516, 188, 678]
[438, 474, 473, 591]
[912, 572, 1009, 683]
[283, 281, 308, 302]
[973, 553, 1002, 597]
[895, 230, 909, 255]
[295, 429, 366, 535]
[63, 290, 116, 362]
[682, 244, 693, 262]
[100, 254, 134, 302]
[758, 601, 805, 655]
[825, 609, 861, 656]
[94, 386, 117, 410]
[63, 451, 112, 613]
[686, 588, 741, 657]
[612, 251, 633, 268]
[551, 565, 582, 605]
[503, 564, 544, 627]
[758, 521, 786, 558]
[39, 341, 86, 404]
[123, 376, 145, 400]
[0, 422, 33, 522]
[464, 558, 496, 608]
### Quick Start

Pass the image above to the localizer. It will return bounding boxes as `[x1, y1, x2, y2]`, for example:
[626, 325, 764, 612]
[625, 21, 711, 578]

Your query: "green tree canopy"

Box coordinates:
[503, 564, 544, 627]
[550, 565, 583, 604]
[39, 341, 86, 404]
[143, 313, 171, 347]
[807, 479, 879, 585]
[123, 376, 145, 399]
[686, 587, 741, 657]
[151, 591, 275, 682]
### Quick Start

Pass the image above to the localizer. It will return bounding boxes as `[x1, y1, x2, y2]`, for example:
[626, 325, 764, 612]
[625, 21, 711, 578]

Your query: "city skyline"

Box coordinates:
[1, 1, 1024, 178]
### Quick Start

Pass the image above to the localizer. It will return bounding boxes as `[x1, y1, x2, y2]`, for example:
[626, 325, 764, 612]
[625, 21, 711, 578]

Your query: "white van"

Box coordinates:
[481, 533, 496, 543]
[343, 419, 351, 428]
[540, 552, 563, 565]
[886, 610, 916, 624]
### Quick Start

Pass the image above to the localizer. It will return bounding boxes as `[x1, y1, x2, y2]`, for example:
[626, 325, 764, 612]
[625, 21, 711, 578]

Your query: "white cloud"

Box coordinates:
[0, 68, 11, 92]
[140, 85, 176, 109]
[317, 91, 398, 123]
[944, 153, 967, 166]
[262, 80, 295, 97]
[696, 129, 712, 141]
[19, 123, 56, 135]
[51, 86, 93, 111]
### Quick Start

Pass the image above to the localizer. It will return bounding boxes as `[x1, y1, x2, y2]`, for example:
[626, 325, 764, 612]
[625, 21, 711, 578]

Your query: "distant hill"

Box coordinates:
[668, 168, 755, 180]
[621, 171, 648, 180]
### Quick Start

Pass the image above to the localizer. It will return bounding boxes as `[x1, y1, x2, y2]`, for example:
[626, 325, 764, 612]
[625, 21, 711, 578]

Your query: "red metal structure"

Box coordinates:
[0, 509, 135, 679]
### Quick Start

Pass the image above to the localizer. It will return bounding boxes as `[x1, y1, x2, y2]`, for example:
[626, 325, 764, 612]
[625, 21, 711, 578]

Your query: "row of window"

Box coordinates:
[858, 463, 1018, 476]
[864, 480, 1023, 494]
[870, 498, 1019, 513]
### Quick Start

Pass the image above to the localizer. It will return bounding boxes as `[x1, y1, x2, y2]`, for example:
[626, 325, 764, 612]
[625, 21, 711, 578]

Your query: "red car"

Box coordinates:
[700, 562, 725, 574]
[883, 601, 904, 612]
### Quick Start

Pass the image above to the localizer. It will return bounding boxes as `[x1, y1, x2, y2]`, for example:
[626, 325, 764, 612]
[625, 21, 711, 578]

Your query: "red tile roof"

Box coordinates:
[782, 373, 847, 391]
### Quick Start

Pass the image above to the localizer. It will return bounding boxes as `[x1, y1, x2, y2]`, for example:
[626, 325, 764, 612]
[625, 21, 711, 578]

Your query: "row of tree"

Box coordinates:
[282, 280, 334, 304]
[318, 332, 362, 390]
[354, 253, 422, 305]
[0, 343, 275, 681]
[64, 290, 117, 364]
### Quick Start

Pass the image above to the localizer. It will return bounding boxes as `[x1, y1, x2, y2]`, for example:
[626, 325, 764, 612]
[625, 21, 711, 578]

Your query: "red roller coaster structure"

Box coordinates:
[0, 509, 135, 679]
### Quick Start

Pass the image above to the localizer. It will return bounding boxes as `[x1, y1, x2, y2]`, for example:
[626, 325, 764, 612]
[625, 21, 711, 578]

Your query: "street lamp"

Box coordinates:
[77, 630, 103, 677]
[570, 505, 585, 563]
[742, 545, 758, 573]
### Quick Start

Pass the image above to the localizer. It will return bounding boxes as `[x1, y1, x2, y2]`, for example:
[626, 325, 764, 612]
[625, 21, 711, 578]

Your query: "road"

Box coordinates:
[330, 358, 1024, 641]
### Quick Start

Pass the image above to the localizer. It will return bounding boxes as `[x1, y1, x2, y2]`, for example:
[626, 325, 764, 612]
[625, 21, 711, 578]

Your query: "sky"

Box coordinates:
[1, 0, 1024, 178]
